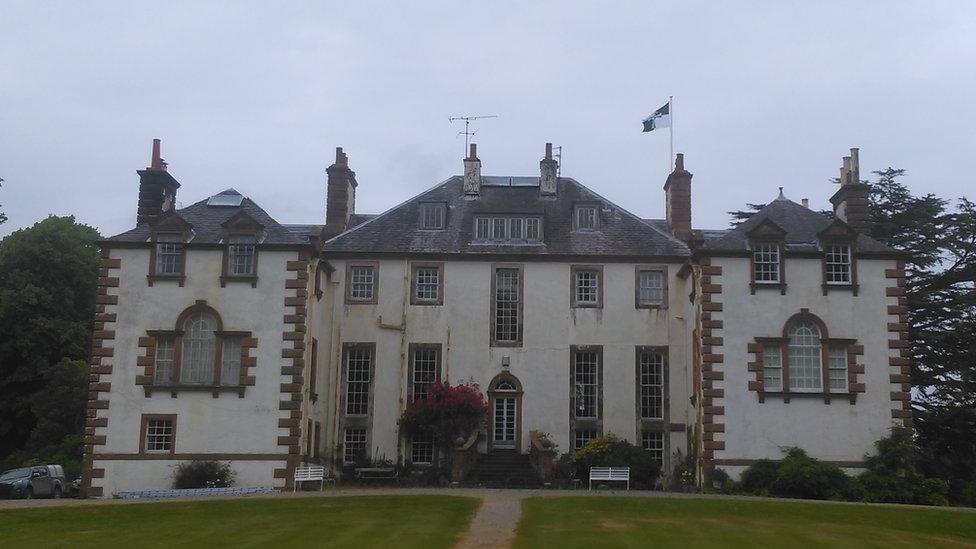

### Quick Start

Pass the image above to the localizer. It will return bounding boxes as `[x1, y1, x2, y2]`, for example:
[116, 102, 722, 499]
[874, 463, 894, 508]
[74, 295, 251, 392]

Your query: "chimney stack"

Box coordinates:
[463, 143, 482, 195]
[324, 146, 358, 238]
[540, 142, 557, 196]
[136, 138, 180, 226]
[829, 147, 871, 233]
[664, 152, 693, 236]
[802, 198, 809, 209]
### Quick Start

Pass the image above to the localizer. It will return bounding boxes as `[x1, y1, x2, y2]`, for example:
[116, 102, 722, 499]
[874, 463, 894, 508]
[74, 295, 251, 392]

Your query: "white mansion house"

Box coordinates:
[80, 140, 909, 496]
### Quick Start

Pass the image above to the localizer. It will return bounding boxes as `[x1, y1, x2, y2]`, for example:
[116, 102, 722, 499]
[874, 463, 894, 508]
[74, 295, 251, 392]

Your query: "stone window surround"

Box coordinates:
[407, 343, 442, 403]
[345, 261, 379, 305]
[635, 265, 669, 309]
[139, 414, 177, 455]
[569, 345, 603, 445]
[748, 309, 865, 404]
[490, 263, 524, 348]
[635, 346, 671, 473]
[570, 264, 604, 309]
[147, 232, 188, 287]
[137, 301, 255, 398]
[750, 240, 786, 295]
[410, 262, 445, 306]
[338, 342, 376, 465]
[821, 241, 860, 295]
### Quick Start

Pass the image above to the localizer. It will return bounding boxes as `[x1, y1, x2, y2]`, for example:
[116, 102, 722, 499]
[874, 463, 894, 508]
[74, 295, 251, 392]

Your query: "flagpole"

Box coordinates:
[669, 95, 674, 170]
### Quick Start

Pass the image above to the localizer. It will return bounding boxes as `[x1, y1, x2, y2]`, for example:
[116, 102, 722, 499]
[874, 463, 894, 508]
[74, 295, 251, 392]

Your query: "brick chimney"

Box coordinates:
[829, 148, 871, 233]
[664, 153, 692, 235]
[463, 143, 482, 196]
[136, 138, 181, 226]
[324, 147, 357, 238]
[540, 142, 558, 196]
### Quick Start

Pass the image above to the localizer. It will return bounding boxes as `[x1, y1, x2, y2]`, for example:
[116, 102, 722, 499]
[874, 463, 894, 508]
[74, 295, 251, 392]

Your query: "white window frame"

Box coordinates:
[153, 337, 175, 385]
[575, 270, 599, 305]
[227, 236, 256, 276]
[825, 244, 852, 285]
[573, 351, 599, 419]
[349, 266, 375, 301]
[574, 206, 597, 230]
[788, 321, 823, 392]
[637, 269, 664, 306]
[343, 428, 367, 465]
[762, 344, 783, 391]
[639, 351, 664, 419]
[144, 418, 174, 453]
[753, 243, 781, 284]
[420, 203, 445, 230]
[344, 347, 372, 416]
[155, 234, 183, 275]
[641, 430, 664, 465]
[828, 345, 848, 392]
[573, 429, 597, 450]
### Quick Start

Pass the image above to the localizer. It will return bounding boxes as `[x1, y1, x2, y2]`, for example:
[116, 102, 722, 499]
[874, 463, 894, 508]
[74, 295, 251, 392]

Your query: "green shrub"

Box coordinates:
[708, 467, 736, 494]
[570, 434, 660, 489]
[771, 448, 848, 500]
[173, 461, 235, 489]
[739, 459, 778, 495]
[852, 426, 949, 506]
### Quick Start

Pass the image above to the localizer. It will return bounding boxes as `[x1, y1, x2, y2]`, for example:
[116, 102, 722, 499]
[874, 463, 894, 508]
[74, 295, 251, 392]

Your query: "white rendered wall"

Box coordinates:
[315, 258, 693, 462]
[712, 255, 899, 470]
[91, 247, 297, 495]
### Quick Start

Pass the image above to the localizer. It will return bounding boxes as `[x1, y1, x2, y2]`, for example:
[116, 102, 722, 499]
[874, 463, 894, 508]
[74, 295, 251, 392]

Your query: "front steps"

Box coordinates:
[469, 450, 542, 488]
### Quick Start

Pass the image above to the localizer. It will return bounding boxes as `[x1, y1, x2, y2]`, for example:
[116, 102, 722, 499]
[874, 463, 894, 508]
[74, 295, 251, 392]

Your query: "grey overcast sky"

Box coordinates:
[2, 2, 974, 238]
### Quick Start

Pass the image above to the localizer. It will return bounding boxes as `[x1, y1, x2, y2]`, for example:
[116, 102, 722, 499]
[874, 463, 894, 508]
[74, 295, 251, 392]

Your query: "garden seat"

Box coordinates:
[589, 467, 630, 490]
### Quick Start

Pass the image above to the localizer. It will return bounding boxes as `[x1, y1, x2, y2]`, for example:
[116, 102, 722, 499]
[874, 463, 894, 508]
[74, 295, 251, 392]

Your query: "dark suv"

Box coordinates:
[0, 465, 67, 499]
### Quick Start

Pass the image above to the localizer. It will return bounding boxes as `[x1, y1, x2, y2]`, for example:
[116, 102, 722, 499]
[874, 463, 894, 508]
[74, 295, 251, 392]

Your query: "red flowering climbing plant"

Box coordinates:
[399, 381, 488, 445]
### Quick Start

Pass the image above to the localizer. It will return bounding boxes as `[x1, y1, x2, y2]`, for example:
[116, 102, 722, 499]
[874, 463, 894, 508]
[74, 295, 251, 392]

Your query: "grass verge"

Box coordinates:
[0, 495, 480, 548]
[515, 496, 976, 548]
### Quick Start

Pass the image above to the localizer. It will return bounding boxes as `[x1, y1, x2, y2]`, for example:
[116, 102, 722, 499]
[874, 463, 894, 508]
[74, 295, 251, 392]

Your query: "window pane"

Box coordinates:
[574, 429, 596, 450]
[492, 218, 507, 239]
[573, 351, 599, 418]
[180, 311, 217, 384]
[763, 344, 782, 391]
[754, 243, 780, 283]
[641, 431, 664, 465]
[421, 204, 444, 229]
[228, 236, 256, 276]
[350, 266, 375, 300]
[410, 433, 434, 464]
[525, 218, 541, 241]
[476, 218, 490, 239]
[575, 270, 599, 304]
[411, 347, 438, 402]
[415, 267, 440, 301]
[788, 321, 822, 391]
[639, 351, 664, 419]
[826, 245, 852, 284]
[156, 241, 183, 275]
[221, 336, 242, 386]
[145, 419, 173, 452]
[576, 207, 596, 229]
[829, 345, 848, 392]
[153, 337, 175, 385]
[494, 268, 520, 342]
[345, 348, 372, 415]
[509, 218, 524, 239]
[639, 270, 664, 304]
[343, 428, 367, 465]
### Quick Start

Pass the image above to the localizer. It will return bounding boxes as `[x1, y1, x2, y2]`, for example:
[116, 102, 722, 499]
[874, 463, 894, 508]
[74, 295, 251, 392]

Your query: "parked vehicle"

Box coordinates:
[0, 465, 67, 499]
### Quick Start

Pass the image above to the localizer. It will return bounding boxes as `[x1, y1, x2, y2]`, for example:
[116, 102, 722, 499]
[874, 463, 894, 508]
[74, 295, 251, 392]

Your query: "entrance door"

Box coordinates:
[493, 396, 517, 449]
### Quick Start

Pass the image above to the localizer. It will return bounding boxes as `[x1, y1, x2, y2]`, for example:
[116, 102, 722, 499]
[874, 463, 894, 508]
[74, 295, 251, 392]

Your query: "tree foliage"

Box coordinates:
[0, 216, 100, 473]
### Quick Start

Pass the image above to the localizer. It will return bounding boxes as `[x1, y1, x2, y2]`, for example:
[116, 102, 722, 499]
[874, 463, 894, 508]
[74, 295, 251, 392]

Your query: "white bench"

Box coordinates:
[589, 467, 630, 490]
[293, 465, 331, 492]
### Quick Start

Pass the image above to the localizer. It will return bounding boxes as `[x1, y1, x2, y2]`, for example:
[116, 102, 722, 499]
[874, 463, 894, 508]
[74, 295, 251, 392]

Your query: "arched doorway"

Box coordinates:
[488, 372, 523, 452]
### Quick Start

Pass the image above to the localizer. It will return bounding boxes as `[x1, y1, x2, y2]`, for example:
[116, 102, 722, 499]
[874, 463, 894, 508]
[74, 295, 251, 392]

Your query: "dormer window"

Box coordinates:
[825, 244, 852, 284]
[473, 216, 543, 243]
[156, 234, 184, 275]
[420, 203, 445, 230]
[753, 243, 781, 283]
[228, 236, 256, 276]
[574, 205, 598, 230]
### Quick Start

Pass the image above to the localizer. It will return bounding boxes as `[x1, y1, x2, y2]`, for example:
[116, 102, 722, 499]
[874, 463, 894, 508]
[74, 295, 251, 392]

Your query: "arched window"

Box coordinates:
[181, 311, 217, 384]
[788, 321, 822, 391]
[495, 381, 516, 391]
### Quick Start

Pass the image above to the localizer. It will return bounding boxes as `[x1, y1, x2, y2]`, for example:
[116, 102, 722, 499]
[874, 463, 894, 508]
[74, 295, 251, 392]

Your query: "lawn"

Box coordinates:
[516, 496, 976, 548]
[0, 495, 480, 548]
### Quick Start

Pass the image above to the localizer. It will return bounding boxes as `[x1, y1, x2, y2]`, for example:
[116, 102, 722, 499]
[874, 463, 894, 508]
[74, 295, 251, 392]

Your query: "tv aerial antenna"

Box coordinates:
[449, 114, 498, 154]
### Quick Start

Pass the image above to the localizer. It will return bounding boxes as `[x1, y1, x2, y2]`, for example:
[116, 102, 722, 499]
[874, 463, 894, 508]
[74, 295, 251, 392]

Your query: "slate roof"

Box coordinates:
[322, 176, 690, 258]
[700, 195, 898, 254]
[106, 189, 306, 246]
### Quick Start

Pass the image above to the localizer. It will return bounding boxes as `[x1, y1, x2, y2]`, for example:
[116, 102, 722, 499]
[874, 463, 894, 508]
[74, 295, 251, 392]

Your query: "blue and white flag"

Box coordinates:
[642, 102, 671, 132]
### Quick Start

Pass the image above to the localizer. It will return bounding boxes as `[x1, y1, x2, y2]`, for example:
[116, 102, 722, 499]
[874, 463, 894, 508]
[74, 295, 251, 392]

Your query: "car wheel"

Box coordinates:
[54, 486, 62, 499]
